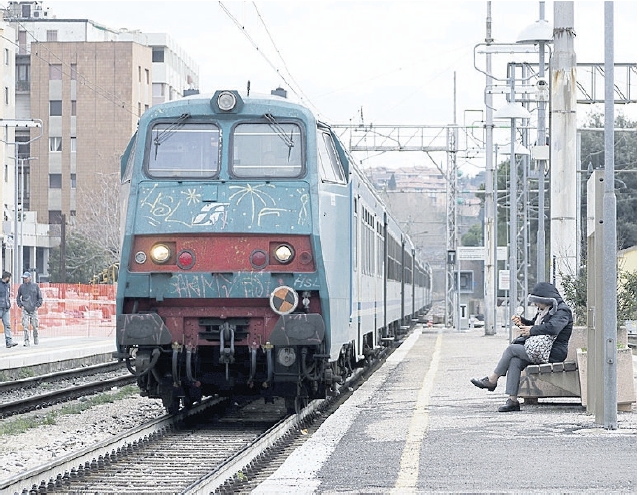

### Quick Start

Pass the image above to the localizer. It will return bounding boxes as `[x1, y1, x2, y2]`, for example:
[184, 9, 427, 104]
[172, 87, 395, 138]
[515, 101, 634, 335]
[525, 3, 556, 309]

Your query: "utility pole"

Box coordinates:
[536, 2, 549, 284]
[550, 2, 578, 291]
[60, 213, 67, 282]
[483, 1, 497, 336]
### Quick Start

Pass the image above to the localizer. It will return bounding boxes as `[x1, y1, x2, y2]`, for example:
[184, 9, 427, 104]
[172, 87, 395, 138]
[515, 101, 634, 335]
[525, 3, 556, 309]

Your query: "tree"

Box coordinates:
[388, 172, 397, 190]
[48, 231, 115, 283]
[48, 172, 121, 283]
[480, 111, 636, 290]
[579, 112, 637, 249]
[560, 267, 637, 327]
[461, 223, 483, 247]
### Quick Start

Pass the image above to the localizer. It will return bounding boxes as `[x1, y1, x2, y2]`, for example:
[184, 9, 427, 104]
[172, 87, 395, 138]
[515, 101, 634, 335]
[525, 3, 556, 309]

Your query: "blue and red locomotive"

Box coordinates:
[114, 89, 431, 413]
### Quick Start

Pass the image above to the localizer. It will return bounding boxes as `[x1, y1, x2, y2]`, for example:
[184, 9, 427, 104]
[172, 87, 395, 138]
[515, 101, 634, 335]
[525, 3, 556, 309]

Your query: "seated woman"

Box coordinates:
[470, 282, 573, 412]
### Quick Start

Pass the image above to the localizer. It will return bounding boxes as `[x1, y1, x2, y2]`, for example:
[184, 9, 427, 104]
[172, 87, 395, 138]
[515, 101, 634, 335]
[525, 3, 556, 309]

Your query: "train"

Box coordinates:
[113, 88, 432, 413]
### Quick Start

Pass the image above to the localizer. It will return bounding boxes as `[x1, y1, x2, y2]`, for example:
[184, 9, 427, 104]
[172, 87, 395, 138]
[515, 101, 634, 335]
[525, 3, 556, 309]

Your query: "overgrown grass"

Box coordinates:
[0, 385, 139, 436]
[17, 368, 36, 380]
[0, 368, 36, 383]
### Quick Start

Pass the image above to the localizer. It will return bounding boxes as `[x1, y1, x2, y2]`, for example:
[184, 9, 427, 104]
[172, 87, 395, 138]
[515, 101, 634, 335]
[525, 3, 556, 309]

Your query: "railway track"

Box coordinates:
[0, 361, 136, 418]
[0, 361, 126, 394]
[0, 332, 401, 494]
[0, 388, 320, 494]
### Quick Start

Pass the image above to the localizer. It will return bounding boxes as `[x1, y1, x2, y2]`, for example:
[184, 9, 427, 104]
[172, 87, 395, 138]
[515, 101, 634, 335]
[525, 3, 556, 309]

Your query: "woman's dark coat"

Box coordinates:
[520, 282, 573, 362]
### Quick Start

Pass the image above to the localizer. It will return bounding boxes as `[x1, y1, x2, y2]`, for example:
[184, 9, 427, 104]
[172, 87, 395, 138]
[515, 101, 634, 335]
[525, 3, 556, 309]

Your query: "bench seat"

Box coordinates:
[517, 326, 587, 402]
[517, 325, 635, 408]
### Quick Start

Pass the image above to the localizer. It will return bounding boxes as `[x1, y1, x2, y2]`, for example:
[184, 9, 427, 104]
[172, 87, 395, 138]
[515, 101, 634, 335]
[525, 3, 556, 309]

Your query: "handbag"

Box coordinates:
[524, 334, 556, 364]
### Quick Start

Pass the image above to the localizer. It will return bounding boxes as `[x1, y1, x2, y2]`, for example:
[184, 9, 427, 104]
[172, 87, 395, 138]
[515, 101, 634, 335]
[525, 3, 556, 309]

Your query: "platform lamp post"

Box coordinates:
[0, 119, 42, 280]
[515, 8, 554, 285]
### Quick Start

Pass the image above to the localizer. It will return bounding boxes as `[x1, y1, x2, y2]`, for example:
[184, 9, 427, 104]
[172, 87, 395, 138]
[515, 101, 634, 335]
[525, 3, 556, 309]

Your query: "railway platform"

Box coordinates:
[254, 324, 637, 494]
[0, 324, 636, 493]
[0, 335, 115, 380]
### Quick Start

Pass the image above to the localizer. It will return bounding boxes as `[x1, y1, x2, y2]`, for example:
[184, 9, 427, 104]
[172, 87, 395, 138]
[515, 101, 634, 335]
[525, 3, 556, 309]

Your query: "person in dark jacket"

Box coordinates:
[16, 271, 43, 346]
[470, 282, 573, 412]
[1, 271, 18, 348]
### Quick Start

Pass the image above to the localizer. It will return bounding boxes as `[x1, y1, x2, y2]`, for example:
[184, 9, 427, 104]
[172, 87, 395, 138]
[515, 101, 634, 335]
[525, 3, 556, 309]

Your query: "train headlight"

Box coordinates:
[269, 286, 299, 315]
[273, 244, 295, 264]
[134, 251, 147, 264]
[150, 243, 171, 264]
[217, 91, 237, 111]
[211, 90, 243, 113]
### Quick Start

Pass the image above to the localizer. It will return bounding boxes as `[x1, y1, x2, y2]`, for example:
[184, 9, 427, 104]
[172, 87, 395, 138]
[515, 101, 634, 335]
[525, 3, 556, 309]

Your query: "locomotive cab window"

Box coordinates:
[317, 130, 346, 184]
[147, 122, 220, 178]
[231, 122, 303, 178]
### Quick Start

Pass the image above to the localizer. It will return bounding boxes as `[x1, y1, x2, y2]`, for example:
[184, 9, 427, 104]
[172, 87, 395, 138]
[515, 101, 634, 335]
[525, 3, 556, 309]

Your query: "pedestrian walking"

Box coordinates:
[16, 271, 43, 346]
[1, 271, 18, 348]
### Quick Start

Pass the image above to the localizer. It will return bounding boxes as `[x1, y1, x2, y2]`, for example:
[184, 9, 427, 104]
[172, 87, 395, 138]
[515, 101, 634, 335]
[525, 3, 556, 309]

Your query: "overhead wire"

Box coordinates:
[219, 2, 324, 116]
[251, 2, 316, 108]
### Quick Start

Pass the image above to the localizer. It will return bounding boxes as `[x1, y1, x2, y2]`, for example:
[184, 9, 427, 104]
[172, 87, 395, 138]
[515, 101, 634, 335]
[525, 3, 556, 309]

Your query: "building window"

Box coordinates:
[70, 173, 76, 188]
[50, 100, 62, 116]
[49, 64, 62, 80]
[145, 69, 150, 84]
[70, 137, 76, 152]
[46, 30, 58, 42]
[18, 30, 27, 55]
[49, 174, 62, 188]
[17, 63, 29, 91]
[70, 64, 77, 80]
[49, 210, 62, 224]
[49, 137, 62, 152]
[152, 47, 164, 63]
[4, 87, 8, 105]
[152, 83, 164, 97]
[71, 100, 76, 116]
[4, 48, 9, 66]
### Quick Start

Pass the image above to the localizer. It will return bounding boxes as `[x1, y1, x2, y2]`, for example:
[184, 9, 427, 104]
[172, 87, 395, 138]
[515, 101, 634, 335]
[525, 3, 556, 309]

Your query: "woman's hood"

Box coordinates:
[528, 282, 563, 315]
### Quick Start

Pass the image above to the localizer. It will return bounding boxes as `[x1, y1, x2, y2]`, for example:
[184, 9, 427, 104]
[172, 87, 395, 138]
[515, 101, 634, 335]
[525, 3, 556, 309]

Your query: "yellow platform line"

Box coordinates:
[393, 330, 442, 493]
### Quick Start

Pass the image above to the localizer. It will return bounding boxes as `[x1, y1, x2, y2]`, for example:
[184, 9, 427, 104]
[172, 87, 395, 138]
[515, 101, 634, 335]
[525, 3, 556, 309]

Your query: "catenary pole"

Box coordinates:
[602, 0, 618, 430]
[550, 2, 578, 292]
[484, 1, 497, 335]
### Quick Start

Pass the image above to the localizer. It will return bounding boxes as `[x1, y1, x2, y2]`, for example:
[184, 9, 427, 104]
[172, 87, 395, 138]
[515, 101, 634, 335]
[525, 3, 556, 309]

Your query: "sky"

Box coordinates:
[39, 1, 638, 172]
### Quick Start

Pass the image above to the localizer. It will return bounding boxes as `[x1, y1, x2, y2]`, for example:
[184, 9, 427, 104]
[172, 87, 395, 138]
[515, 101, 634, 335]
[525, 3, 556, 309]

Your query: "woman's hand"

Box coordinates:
[519, 326, 531, 337]
[511, 315, 522, 327]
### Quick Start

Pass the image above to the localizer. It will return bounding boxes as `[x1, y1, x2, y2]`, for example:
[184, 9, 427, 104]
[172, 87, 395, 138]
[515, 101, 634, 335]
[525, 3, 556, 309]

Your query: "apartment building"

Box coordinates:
[1, 1, 199, 280]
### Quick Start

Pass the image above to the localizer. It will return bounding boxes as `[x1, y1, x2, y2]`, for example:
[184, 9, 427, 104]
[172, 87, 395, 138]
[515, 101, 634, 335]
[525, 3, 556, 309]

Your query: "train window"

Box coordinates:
[147, 123, 220, 178]
[122, 133, 137, 184]
[231, 122, 303, 178]
[317, 130, 346, 184]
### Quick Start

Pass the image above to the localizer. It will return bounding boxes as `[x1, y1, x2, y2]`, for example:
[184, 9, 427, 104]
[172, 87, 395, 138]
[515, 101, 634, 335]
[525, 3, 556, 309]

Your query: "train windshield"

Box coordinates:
[231, 122, 303, 178]
[147, 122, 220, 178]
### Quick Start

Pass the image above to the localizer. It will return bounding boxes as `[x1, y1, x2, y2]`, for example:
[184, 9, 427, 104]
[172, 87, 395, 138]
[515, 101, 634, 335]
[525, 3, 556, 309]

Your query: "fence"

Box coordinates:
[11, 283, 116, 339]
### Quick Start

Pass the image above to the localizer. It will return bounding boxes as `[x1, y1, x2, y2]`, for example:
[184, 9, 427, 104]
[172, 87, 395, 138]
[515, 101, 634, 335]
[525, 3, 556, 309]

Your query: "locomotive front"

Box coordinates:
[115, 90, 331, 413]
